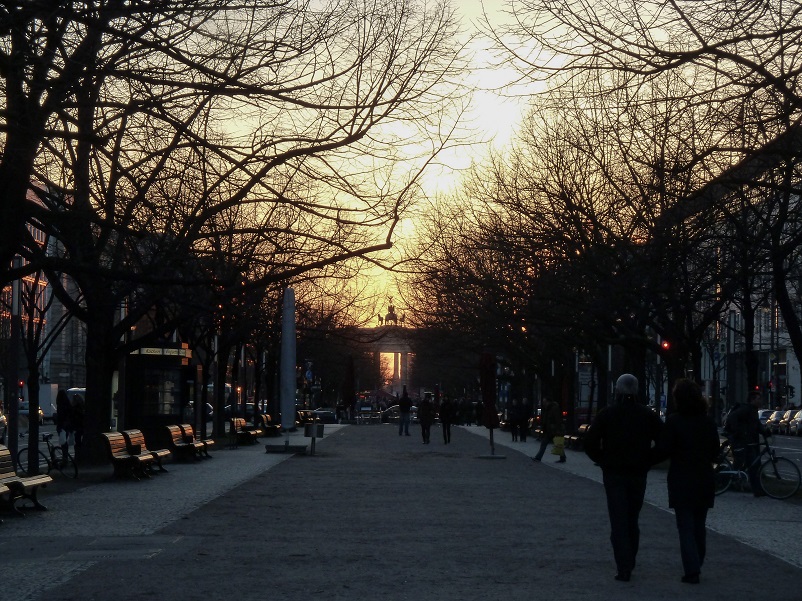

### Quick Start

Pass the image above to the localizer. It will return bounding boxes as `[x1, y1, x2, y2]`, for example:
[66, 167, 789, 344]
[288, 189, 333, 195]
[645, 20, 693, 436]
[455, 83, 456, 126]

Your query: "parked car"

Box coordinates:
[758, 409, 774, 425]
[185, 401, 214, 421]
[381, 404, 418, 424]
[765, 410, 785, 433]
[18, 401, 44, 426]
[312, 407, 338, 424]
[778, 409, 797, 435]
[224, 402, 258, 420]
[788, 410, 802, 436]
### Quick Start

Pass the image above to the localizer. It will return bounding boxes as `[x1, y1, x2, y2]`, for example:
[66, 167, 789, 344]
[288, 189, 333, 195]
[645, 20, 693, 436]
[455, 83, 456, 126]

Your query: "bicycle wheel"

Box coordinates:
[16, 447, 51, 477]
[714, 459, 733, 495]
[759, 456, 801, 499]
[50, 447, 78, 479]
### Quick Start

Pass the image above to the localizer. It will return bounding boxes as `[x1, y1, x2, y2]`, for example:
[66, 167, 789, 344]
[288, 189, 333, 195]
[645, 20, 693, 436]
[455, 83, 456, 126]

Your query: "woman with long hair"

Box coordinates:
[659, 378, 720, 584]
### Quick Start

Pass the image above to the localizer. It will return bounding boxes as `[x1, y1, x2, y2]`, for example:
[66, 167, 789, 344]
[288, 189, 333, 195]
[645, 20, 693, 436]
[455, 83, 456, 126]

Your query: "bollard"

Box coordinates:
[304, 423, 324, 455]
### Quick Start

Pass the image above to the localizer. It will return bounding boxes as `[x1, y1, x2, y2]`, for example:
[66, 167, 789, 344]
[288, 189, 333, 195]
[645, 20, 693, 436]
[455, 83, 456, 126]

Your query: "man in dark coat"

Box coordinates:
[533, 398, 565, 462]
[584, 374, 664, 583]
[418, 393, 436, 444]
[398, 386, 412, 436]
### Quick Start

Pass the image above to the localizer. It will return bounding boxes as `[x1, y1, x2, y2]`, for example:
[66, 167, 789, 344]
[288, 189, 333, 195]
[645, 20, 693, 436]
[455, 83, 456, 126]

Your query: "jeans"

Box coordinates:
[534, 434, 564, 460]
[442, 421, 452, 443]
[399, 413, 410, 435]
[602, 471, 648, 576]
[674, 506, 708, 577]
[421, 423, 431, 443]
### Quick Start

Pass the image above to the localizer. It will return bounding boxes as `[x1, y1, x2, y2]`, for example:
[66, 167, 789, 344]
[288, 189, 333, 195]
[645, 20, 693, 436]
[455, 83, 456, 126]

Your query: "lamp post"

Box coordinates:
[7, 259, 21, 458]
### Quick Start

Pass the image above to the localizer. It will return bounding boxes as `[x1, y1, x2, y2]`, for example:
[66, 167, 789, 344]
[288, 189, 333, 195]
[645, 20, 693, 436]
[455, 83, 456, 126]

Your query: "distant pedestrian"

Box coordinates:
[418, 393, 436, 444]
[519, 399, 532, 442]
[55, 389, 74, 462]
[71, 392, 85, 450]
[658, 379, 720, 585]
[533, 398, 565, 462]
[508, 399, 522, 442]
[584, 374, 664, 582]
[398, 386, 412, 436]
[439, 395, 455, 444]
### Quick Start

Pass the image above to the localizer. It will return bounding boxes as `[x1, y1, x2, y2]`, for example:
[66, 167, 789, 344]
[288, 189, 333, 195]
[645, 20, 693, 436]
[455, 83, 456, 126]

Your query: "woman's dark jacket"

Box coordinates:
[658, 412, 720, 508]
[418, 400, 436, 426]
[438, 400, 455, 424]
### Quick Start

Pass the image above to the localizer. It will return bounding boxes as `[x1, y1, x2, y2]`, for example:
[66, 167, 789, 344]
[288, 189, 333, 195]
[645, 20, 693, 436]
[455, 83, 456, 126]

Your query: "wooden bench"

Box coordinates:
[230, 417, 260, 445]
[255, 414, 282, 437]
[165, 425, 203, 461]
[178, 424, 214, 458]
[0, 444, 52, 515]
[122, 429, 170, 472]
[565, 424, 590, 451]
[101, 431, 156, 479]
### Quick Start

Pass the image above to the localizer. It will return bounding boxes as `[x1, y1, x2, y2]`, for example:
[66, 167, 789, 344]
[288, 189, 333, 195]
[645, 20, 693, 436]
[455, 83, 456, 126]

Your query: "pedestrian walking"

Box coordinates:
[398, 386, 412, 436]
[584, 373, 665, 582]
[418, 393, 436, 444]
[70, 391, 86, 451]
[508, 399, 522, 442]
[55, 389, 74, 463]
[519, 398, 532, 442]
[658, 378, 720, 585]
[439, 394, 455, 444]
[533, 398, 566, 462]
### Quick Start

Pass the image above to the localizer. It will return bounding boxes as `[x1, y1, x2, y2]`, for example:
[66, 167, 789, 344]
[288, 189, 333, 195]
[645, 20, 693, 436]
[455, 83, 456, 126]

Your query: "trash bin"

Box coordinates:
[304, 423, 324, 438]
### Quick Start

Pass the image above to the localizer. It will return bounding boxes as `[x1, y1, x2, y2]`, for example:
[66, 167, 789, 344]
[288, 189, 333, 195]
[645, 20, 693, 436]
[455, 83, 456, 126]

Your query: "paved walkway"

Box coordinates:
[1, 424, 800, 601]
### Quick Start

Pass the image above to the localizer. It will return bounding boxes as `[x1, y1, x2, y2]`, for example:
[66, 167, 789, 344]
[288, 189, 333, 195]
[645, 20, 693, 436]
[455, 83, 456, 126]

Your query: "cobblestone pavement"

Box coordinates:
[1, 424, 800, 601]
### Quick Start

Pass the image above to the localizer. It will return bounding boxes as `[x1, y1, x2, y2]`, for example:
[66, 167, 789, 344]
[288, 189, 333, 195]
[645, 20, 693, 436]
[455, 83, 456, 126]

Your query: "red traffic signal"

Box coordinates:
[660, 340, 670, 350]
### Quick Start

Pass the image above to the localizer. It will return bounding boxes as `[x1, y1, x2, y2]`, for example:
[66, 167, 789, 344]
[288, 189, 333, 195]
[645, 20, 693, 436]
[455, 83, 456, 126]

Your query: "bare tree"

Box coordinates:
[1, 0, 466, 457]
[487, 0, 802, 385]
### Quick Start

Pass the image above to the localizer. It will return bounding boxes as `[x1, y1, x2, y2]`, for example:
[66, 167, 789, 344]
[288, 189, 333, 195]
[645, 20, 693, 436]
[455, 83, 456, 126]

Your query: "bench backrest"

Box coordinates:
[179, 424, 196, 438]
[165, 424, 185, 443]
[0, 445, 16, 478]
[102, 432, 129, 457]
[123, 429, 148, 451]
[231, 417, 246, 432]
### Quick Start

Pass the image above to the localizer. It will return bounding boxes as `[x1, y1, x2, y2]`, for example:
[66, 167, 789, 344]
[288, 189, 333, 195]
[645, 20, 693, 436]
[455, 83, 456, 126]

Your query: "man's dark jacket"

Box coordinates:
[584, 400, 665, 475]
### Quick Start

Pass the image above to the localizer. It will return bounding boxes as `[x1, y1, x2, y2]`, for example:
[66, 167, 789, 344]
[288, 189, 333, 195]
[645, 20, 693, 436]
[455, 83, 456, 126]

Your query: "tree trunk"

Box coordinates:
[81, 310, 119, 464]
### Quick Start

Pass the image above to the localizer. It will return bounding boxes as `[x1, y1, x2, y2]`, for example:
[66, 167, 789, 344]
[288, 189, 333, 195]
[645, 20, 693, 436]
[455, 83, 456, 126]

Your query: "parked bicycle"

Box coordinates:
[714, 432, 800, 499]
[16, 432, 78, 479]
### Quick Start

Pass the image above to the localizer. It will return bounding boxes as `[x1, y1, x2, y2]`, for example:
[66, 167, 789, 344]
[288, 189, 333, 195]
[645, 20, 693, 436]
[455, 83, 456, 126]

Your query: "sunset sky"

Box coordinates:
[369, 0, 535, 312]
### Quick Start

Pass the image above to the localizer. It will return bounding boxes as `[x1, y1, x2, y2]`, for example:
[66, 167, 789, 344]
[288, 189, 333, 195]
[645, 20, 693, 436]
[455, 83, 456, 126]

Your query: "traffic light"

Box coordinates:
[660, 340, 670, 351]
[767, 381, 773, 392]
